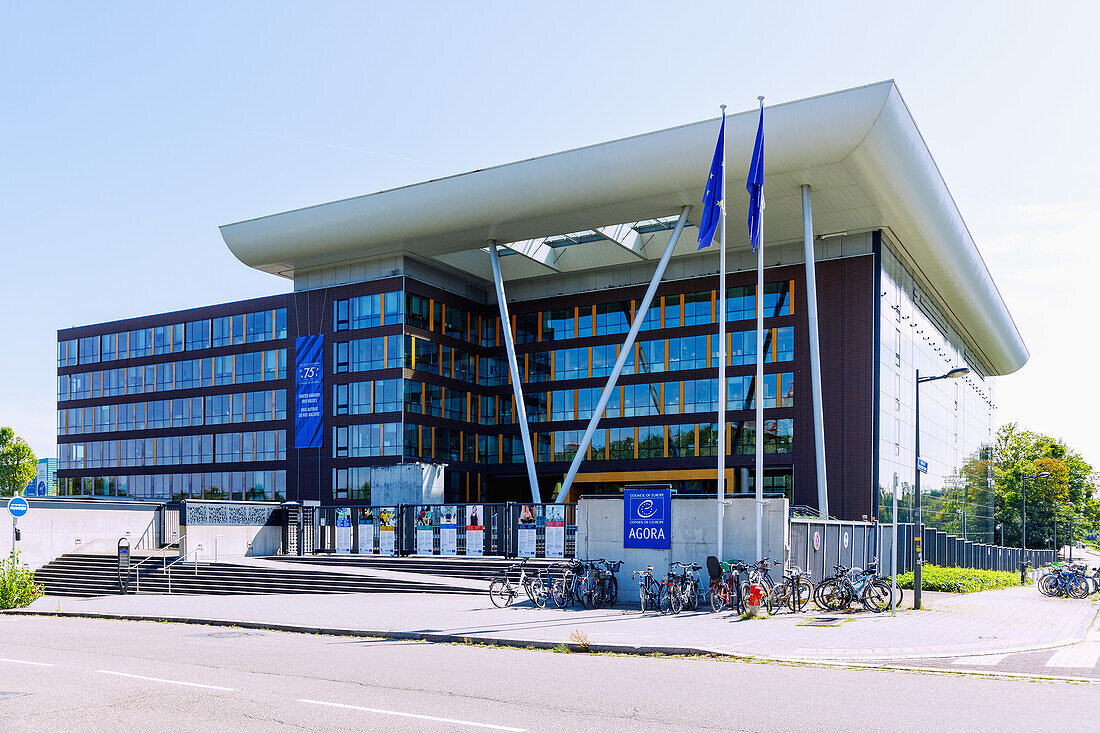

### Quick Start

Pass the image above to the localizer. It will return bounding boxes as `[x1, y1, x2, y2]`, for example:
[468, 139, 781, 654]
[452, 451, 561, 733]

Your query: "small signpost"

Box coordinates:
[916, 457, 928, 474]
[7, 496, 28, 552]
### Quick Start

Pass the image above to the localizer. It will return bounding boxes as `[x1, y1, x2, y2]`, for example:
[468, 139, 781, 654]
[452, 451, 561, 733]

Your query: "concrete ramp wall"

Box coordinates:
[0, 499, 163, 570]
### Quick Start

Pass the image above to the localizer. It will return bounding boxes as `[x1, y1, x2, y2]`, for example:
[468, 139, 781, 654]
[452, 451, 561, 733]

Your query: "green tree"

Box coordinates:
[0, 427, 37, 497]
[990, 423, 1096, 551]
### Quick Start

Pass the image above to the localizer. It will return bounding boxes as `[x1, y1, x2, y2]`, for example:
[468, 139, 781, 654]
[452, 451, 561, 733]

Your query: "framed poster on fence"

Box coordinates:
[545, 505, 565, 559]
[440, 505, 457, 555]
[335, 508, 352, 554]
[357, 508, 374, 555]
[379, 507, 396, 556]
[465, 505, 484, 556]
[415, 506, 434, 555]
[518, 504, 537, 558]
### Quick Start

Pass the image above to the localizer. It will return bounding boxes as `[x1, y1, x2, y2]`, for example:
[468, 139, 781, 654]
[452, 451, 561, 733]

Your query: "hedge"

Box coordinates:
[896, 564, 1020, 593]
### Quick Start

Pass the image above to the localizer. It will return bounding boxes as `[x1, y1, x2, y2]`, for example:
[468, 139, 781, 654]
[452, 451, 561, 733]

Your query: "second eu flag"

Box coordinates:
[696, 111, 725, 249]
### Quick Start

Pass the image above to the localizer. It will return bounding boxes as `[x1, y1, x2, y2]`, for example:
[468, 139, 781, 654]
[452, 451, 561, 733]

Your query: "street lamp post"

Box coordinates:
[913, 366, 970, 610]
[997, 522, 1004, 546]
[1021, 471, 1050, 565]
[1057, 502, 1073, 562]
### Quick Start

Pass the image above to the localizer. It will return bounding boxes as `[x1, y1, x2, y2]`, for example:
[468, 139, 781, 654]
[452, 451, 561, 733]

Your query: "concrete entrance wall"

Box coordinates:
[0, 498, 162, 570]
[575, 495, 790, 603]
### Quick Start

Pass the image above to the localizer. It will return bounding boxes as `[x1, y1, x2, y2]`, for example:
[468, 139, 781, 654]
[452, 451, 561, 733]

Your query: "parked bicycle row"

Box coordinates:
[487, 556, 904, 616]
[1037, 562, 1100, 598]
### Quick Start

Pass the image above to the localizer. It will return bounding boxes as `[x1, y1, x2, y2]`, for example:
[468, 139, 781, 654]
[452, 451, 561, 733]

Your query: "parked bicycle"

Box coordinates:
[707, 556, 748, 614]
[771, 565, 814, 613]
[814, 561, 896, 613]
[1038, 563, 1092, 598]
[489, 557, 548, 608]
[634, 566, 662, 613]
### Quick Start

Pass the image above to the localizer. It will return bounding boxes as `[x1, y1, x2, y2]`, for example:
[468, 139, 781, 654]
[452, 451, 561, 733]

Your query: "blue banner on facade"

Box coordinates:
[623, 488, 671, 549]
[294, 335, 324, 449]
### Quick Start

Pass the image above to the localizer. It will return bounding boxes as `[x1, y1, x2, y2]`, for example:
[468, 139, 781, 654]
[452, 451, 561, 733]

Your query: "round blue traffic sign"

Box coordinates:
[7, 496, 29, 518]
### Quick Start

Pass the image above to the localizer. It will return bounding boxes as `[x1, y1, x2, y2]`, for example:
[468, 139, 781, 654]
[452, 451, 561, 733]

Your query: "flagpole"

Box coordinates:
[754, 96, 765, 562]
[716, 104, 727, 562]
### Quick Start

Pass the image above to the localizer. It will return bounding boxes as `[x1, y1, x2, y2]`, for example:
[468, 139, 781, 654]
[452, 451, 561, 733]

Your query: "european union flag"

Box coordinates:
[746, 99, 765, 253]
[696, 111, 725, 249]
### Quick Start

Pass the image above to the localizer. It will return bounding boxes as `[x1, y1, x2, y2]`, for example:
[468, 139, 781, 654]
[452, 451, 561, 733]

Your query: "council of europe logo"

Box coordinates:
[629, 494, 663, 522]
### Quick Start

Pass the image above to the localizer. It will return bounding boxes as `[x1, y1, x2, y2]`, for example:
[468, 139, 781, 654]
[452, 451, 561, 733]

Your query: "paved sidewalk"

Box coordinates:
[9, 585, 1097, 663]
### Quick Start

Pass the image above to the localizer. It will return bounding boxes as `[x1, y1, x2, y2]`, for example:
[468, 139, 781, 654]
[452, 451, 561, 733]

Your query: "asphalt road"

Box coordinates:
[0, 616, 1093, 732]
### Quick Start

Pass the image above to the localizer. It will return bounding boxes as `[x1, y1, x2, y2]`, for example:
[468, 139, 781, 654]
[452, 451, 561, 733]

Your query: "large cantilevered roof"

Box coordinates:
[219, 81, 1027, 375]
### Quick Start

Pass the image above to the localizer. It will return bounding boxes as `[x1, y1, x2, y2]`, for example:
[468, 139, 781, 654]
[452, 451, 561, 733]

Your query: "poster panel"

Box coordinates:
[465, 505, 484, 556]
[335, 508, 352, 554]
[379, 507, 396, 556]
[518, 504, 537, 558]
[415, 505, 435, 555]
[545, 505, 565, 559]
[294, 336, 324, 449]
[357, 508, 375, 555]
[440, 506, 457, 556]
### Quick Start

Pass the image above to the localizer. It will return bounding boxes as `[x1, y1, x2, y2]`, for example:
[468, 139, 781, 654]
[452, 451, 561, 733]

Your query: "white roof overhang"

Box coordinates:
[219, 81, 1027, 375]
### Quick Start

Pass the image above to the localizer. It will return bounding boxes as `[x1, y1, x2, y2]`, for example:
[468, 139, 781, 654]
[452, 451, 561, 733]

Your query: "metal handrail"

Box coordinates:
[161, 535, 221, 594]
[130, 539, 183, 593]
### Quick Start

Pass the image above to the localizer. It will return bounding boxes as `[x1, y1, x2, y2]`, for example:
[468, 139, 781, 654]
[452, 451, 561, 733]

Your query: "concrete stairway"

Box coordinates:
[268, 554, 561, 582]
[33, 553, 478, 598]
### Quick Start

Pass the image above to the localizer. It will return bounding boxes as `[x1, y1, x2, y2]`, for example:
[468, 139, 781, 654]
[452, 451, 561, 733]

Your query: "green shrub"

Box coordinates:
[896, 564, 1020, 593]
[0, 550, 44, 609]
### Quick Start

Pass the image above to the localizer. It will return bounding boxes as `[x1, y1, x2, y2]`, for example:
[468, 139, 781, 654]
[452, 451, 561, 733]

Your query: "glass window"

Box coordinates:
[515, 312, 538, 344]
[578, 306, 594, 338]
[550, 390, 574, 421]
[609, 427, 634, 459]
[764, 418, 793, 454]
[764, 281, 791, 318]
[406, 293, 429, 330]
[78, 336, 99, 365]
[100, 333, 116, 362]
[684, 291, 712, 326]
[541, 308, 575, 341]
[637, 339, 665, 374]
[684, 379, 716, 414]
[186, 320, 211, 351]
[212, 317, 233, 348]
[592, 344, 616, 378]
[274, 308, 288, 339]
[670, 424, 695, 457]
[699, 422, 718, 456]
[638, 425, 664, 459]
[726, 285, 754, 322]
[595, 302, 629, 335]
[404, 380, 424, 414]
[664, 295, 681, 329]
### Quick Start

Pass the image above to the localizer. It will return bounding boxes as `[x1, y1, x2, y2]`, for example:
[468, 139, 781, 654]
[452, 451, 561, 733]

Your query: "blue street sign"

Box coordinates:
[916, 457, 928, 474]
[623, 488, 671, 550]
[7, 496, 29, 518]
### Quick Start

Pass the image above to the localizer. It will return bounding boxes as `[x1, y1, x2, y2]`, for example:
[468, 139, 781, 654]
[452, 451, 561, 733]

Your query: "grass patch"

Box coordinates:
[896, 565, 1020, 593]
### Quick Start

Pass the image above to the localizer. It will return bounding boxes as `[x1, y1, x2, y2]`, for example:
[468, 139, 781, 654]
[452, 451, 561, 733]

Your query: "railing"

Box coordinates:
[161, 535, 221, 594]
[129, 540, 182, 593]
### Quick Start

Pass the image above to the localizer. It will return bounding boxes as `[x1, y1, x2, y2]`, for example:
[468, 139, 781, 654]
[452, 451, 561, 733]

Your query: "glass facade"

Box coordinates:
[876, 243, 997, 537]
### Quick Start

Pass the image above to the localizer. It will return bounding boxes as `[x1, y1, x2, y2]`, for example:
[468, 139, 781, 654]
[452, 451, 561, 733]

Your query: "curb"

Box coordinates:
[3, 607, 1094, 665]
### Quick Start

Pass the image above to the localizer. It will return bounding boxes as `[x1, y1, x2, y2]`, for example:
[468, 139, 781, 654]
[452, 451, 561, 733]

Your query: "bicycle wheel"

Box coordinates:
[815, 578, 849, 611]
[639, 583, 650, 613]
[608, 575, 619, 607]
[790, 579, 812, 613]
[669, 582, 683, 614]
[1038, 574, 1057, 596]
[762, 586, 778, 615]
[684, 579, 699, 611]
[861, 578, 892, 613]
[529, 577, 548, 608]
[551, 578, 568, 609]
[489, 578, 513, 608]
[710, 582, 727, 612]
[1069, 577, 1090, 599]
[658, 585, 673, 614]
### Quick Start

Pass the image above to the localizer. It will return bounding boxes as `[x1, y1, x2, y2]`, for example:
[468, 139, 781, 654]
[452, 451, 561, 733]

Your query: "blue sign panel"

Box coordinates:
[294, 335, 324, 449]
[916, 457, 928, 474]
[7, 496, 29, 518]
[623, 489, 671, 549]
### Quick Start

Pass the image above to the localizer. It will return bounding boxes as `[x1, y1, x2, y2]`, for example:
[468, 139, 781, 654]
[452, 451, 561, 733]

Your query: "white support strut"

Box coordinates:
[489, 241, 542, 503]
[555, 205, 692, 502]
[801, 184, 829, 519]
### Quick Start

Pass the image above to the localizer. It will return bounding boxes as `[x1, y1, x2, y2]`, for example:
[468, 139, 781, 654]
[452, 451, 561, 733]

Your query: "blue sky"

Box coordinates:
[2, 1, 1098, 467]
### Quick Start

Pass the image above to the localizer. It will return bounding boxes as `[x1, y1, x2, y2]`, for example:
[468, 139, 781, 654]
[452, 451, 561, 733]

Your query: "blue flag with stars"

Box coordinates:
[696, 110, 724, 249]
[746, 99, 765, 253]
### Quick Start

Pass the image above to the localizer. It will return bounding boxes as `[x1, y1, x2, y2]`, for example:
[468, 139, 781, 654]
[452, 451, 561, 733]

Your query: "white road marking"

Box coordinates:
[952, 654, 1008, 666]
[298, 698, 525, 731]
[97, 670, 236, 691]
[1045, 642, 1100, 669]
[0, 657, 53, 667]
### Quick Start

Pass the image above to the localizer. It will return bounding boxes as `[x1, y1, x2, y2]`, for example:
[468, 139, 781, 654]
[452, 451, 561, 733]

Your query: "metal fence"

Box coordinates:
[791, 519, 1055, 581]
[310, 503, 577, 558]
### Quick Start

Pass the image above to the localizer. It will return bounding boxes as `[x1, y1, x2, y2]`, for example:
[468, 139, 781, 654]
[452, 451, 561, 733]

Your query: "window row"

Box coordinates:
[405, 336, 495, 383]
[397, 419, 793, 464]
[333, 335, 403, 373]
[59, 350, 286, 401]
[333, 291, 403, 331]
[516, 281, 793, 342]
[59, 430, 286, 469]
[57, 389, 287, 435]
[333, 379, 402, 415]
[405, 294, 497, 345]
[332, 423, 402, 457]
[55, 471, 286, 502]
[59, 308, 287, 366]
[532, 373, 794, 421]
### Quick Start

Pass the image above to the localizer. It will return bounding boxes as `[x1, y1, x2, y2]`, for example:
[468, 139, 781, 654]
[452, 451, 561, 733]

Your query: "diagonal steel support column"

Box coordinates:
[489, 241, 541, 504]
[556, 205, 692, 503]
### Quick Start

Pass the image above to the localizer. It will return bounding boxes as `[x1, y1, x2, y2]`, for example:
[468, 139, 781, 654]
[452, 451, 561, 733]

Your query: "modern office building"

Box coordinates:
[55, 81, 1027, 523]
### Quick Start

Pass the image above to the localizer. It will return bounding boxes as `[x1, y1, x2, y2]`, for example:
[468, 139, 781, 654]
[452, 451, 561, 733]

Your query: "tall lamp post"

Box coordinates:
[1021, 471, 1050, 565]
[913, 366, 970, 611]
[1057, 502, 1073, 562]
